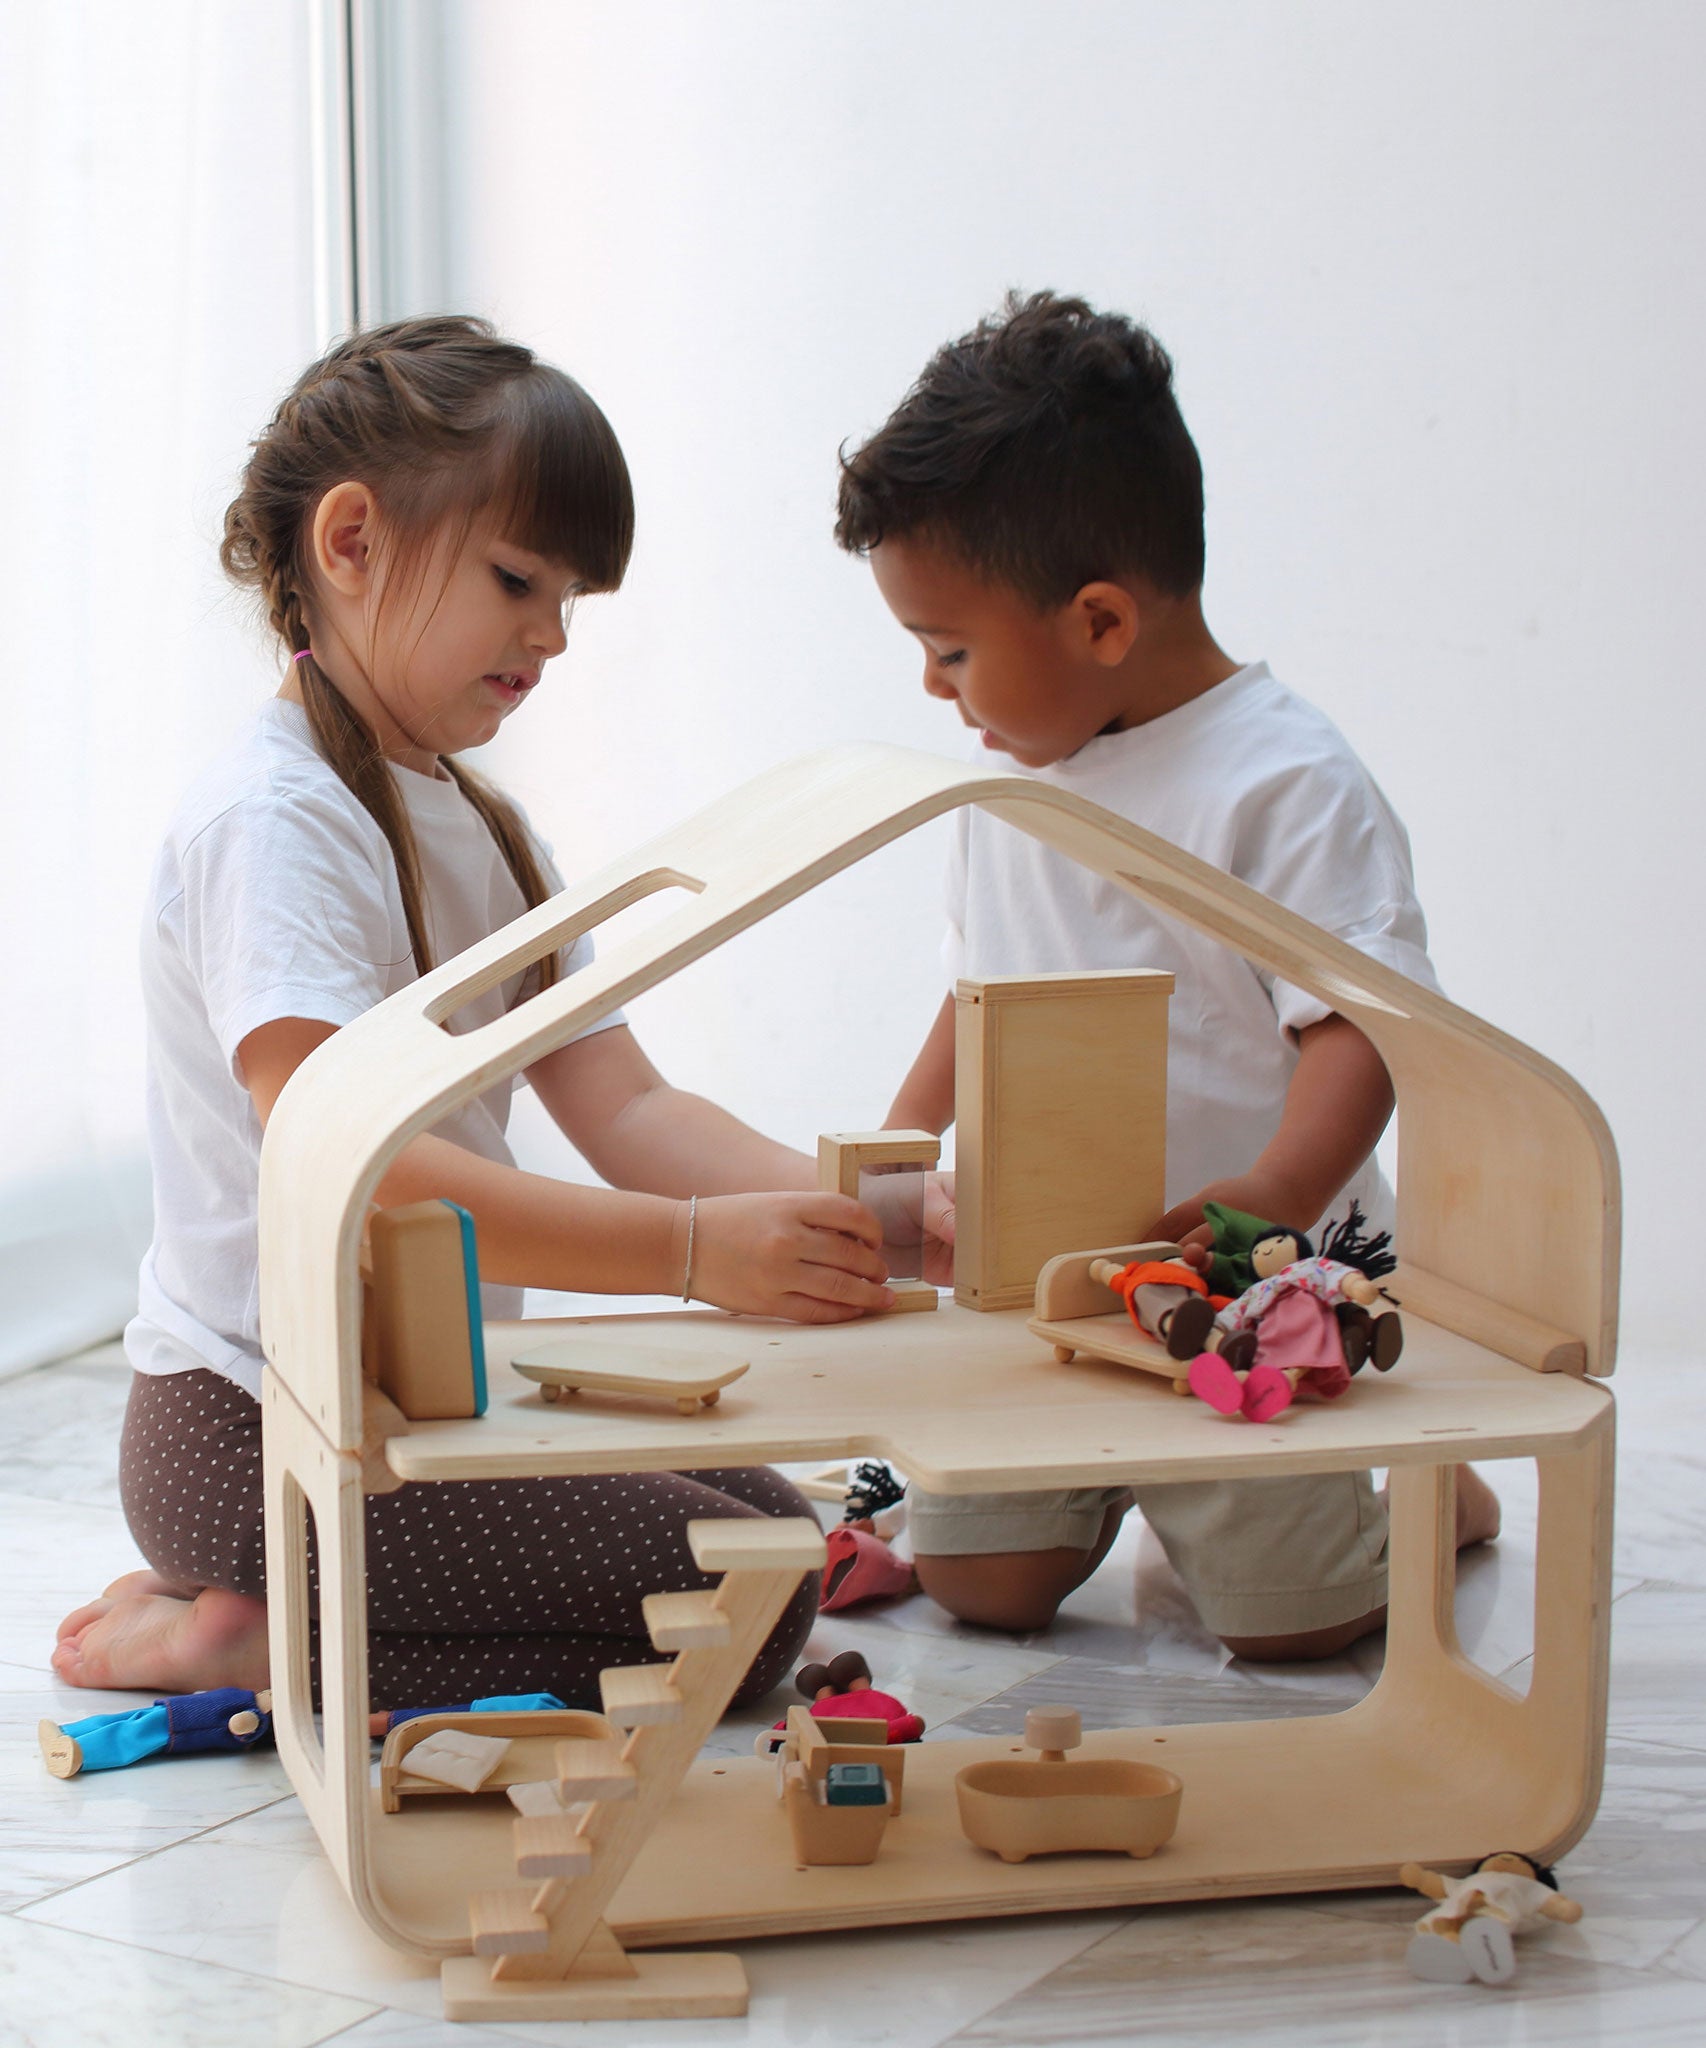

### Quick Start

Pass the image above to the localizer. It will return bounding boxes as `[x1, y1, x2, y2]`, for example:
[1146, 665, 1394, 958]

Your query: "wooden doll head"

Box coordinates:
[797, 1651, 873, 1701]
[1477, 1851, 1558, 1889]
[1250, 1229, 1310, 1280]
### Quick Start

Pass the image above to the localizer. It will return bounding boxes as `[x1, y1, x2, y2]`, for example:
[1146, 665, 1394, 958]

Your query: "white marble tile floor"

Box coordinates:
[4, 1342, 1702, 2046]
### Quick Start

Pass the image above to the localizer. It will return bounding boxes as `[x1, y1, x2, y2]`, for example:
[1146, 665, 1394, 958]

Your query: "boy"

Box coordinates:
[836, 291, 1497, 1659]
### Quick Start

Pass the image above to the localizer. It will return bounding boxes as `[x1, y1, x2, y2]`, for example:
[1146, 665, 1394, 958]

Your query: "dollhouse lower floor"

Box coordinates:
[3, 1337, 1704, 2048]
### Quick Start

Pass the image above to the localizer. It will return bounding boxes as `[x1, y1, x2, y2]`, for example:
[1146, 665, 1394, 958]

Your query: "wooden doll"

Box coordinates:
[1190, 1201, 1402, 1417]
[763, 1651, 925, 1752]
[39, 1687, 273, 1778]
[1401, 1851, 1585, 1983]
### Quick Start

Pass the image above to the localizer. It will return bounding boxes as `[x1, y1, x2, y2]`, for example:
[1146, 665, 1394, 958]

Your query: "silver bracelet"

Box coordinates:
[681, 1194, 698, 1302]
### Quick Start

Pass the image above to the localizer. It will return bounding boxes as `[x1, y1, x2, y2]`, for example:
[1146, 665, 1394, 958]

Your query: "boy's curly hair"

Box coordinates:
[835, 290, 1205, 608]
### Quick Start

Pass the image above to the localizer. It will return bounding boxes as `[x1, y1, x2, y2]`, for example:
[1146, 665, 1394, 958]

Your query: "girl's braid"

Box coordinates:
[218, 315, 626, 988]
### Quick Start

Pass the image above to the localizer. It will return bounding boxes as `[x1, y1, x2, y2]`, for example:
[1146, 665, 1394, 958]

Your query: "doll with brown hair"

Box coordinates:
[763, 1651, 924, 1749]
[52, 317, 911, 1718]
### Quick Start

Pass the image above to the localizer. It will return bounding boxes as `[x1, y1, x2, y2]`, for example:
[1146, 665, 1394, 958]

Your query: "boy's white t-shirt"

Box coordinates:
[128, 697, 618, 1399]
[947, 660, 1441, 1232]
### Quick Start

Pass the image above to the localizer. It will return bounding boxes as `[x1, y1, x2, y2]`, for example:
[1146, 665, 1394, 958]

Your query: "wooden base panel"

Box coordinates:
[442, 1950, 748, 2022]
[358, 1695, 1592, 1951]
[608, 1709, 1580, 1945]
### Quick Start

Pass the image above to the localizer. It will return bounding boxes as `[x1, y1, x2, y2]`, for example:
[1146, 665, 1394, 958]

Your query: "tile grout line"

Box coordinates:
[13, 1790, 303, 1914]
[1645, 1911, 1706, 1977]
[297, 2011, 395, 2048]
[2, 1892, 386, 2024]
[932, 1907, 1152, 2048]
[17, 1880, 409, 2021]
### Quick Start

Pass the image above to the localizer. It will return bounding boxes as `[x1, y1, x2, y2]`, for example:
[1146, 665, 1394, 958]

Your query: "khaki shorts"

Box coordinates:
[906, 1470, 1388, 1638]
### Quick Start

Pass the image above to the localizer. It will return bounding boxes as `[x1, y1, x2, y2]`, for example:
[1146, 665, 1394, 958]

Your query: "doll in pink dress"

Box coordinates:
[1188, 1203, 1402, 1417]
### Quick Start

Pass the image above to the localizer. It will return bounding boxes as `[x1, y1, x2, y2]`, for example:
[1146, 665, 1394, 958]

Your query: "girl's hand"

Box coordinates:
[689, 1193, 894, 1323]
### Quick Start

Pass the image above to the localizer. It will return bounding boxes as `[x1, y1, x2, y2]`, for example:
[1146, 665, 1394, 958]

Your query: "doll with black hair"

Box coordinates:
[1401, 1851, 1584, 1984]
[1189, 1200, 1403, 1418]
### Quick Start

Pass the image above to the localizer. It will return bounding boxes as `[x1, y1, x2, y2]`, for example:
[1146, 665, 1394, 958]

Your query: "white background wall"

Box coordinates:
[10, 4, 1693, 1364]
[443, 0, 1703, 1354]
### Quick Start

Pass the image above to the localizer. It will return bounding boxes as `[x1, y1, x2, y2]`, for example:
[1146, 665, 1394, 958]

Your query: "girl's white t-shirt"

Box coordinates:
[128, 697, 615, 1399]
[946, 661, 1442, 1233]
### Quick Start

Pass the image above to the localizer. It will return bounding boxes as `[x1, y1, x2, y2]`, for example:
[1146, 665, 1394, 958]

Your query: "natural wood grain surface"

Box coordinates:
[955, 973, 1171, 1312]
[255, 743, 1620, 1975]
[640, 1590, 733, 1650]
[443, 1950, 749, 2023]
[346, 1428, 1613, 1960]
[384, 1305, 1610, 1489]
[510, 1339, 751, 1404]
[259, 743, 1620, 1458]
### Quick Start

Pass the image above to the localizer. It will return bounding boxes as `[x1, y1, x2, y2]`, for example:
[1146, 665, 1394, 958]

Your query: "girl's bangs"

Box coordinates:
[479, 369, 635, 591]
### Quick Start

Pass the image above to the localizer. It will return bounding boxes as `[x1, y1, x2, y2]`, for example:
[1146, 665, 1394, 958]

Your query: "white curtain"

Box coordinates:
[0, 2, 320, 1377]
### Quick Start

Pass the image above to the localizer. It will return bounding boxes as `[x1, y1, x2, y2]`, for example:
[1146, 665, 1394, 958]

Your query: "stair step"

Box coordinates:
[513, 1812, 593, 1878]
[507, 1778, 568, 1819]
[687, 1515, 827, 1574]
[556, 1739, 639, 1799]
[599, 1665, 682, 1727]
[642, 1589, 733, 1650]
[469, 1887, 549, 1957]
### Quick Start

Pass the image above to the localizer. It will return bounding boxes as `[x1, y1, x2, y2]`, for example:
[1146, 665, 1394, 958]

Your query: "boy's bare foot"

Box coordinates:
[52, 1585, 269, 1694]
[1454, 1462, 1501, 1548]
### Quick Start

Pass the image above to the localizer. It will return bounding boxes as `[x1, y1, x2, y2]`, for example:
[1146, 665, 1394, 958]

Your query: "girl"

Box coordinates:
[53, 316, 892, 1713]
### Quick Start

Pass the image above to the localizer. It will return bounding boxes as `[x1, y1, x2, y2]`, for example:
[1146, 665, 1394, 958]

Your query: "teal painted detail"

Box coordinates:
[439, 1198, 488, 1417]
[824, 1761, 888, 1806]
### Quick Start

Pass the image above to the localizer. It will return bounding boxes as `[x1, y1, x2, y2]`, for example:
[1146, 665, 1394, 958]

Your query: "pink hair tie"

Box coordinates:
[292, 648, 314, 664]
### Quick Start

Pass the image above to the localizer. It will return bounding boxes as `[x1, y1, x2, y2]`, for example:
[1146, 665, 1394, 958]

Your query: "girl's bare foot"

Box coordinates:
[56, 1568, 203, 1647]
[52, 1585, 269, 1694]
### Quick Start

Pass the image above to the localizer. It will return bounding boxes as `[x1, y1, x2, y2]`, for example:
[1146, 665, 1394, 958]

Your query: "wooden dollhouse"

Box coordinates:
[257, 743, 1618, 2023]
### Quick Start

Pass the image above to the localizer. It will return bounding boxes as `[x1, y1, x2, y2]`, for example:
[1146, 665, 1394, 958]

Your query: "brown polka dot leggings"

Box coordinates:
[119, 1368, 818, 1712]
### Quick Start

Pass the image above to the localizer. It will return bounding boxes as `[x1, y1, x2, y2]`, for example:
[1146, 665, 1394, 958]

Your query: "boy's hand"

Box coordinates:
[851, 1166, 956, 1285]
[1151, 1017, 1395, 1255]
[690, 1192, 894, 1323]
[1149, 1173, 1313, 1253]
[920, 1170, 956, 1285]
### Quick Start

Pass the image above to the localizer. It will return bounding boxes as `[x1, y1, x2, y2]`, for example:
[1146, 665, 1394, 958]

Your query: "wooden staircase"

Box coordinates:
[442, 1515, 825, 2023]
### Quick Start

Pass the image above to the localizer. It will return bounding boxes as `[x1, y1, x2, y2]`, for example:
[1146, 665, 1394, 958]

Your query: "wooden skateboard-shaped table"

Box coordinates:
[511, 1334, 750, 1415]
